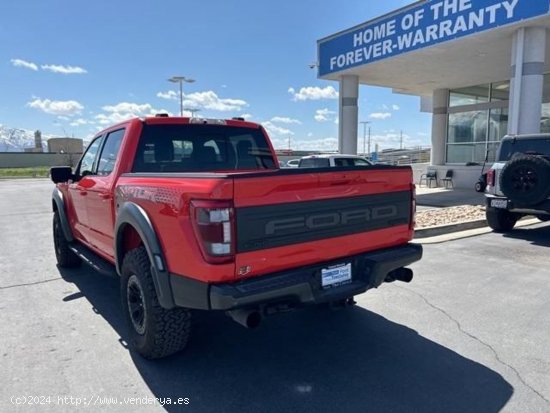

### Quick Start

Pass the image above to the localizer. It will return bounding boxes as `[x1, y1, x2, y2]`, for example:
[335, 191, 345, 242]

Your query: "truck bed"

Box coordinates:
[116, 165, 414, 282]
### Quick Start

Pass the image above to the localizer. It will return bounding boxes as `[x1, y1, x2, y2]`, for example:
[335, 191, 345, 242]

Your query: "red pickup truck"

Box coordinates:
[50, 116, 422, 359]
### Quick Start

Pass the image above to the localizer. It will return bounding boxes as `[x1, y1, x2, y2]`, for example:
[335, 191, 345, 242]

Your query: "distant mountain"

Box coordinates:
[0, 125, 61, 152]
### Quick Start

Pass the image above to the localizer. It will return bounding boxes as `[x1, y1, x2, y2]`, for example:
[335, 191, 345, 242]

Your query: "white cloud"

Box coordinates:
[69, 118, 90, 126]
[288, 86, 338, 101]
[240, 113, 252, 120]
[262, 121, 294, 138]
[185, 91, 247, 112]
[157, 90, 178, 100]
[271, 116, 301, 125]
[27, 98, 83, 116]
[11, 58, 38, 71]
[95, 102, 173, 125]
[157, 90, 248, 112]
[314, 108, 336, 122]
[392, 104, 400, 111]
[41, 64, 87, 74]
[369, 112, 392, 120]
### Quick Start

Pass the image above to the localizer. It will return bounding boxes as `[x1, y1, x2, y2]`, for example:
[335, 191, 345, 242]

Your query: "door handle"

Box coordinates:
[99, 193, 111, 200]
[79, 190, 88, 196]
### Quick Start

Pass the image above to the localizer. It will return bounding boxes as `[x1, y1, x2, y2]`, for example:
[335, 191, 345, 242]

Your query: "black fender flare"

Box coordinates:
[52, 188, 74, 242]
[114, 202, 175, 309]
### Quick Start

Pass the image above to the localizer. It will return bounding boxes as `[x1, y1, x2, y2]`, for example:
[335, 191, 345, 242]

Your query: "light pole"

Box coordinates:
[359, 121, 371, 156]
[184, 108, 201, 118]
[168, 76, 195, 117]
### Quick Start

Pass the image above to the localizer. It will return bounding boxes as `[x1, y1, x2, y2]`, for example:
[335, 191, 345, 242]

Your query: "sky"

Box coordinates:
[0, 0, 432, 151]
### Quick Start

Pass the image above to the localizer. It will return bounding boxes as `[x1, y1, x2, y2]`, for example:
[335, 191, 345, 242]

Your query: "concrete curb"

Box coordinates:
[414, 219, 487, 239]
[415, 217, 541, 243]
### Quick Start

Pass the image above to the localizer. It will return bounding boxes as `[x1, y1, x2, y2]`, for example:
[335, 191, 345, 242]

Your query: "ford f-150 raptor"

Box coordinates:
[50, 116, 422, 359]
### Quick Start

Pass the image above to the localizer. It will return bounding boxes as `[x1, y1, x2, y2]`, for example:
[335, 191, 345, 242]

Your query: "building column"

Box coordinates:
[431, 89, 448, 165]
[338, 75, 359, 154]
[508, 27, 546, 135]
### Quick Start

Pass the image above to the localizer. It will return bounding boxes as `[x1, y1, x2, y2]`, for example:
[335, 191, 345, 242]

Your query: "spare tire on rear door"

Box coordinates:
[500, 154, 550, 205]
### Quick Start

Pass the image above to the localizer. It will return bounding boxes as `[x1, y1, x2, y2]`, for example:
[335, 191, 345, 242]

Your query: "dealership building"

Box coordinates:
[317, 0, 550, 187]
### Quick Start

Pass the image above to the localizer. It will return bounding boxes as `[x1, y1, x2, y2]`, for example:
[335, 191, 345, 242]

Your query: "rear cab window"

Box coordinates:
[132, 124, 276, 173]
[497, 137, 550, 161]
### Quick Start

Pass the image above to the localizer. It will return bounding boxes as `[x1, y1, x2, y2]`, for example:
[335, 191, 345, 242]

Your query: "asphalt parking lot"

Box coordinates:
[1, 179, 549, 413]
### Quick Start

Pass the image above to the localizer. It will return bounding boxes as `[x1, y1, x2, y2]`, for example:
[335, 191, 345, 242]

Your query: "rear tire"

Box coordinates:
[121, 247, 191, 359]
[486, 207, 519, 233]
[53, 211, 81, 268]
[500, 155, 550, 205]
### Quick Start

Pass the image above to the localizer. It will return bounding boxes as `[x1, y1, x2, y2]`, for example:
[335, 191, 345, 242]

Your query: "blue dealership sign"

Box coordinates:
[318, 0, 550, 77]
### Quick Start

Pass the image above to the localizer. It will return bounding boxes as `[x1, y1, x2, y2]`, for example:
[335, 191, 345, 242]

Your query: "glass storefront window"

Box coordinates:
[488, 108, 508, 141]
[542, 74, 550, 102]
[448, 111, 487, 144]
[491, 81, 510, 101]
[446, 76, 550, 163]
[449, 85, 489, 107]
[447, 143, 492, 164]
[541, 103, 550, 133]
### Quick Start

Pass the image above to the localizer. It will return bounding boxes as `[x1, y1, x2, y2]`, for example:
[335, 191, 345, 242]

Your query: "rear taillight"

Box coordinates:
[487, 169, 495, 187]
[410, 184, 416, 230]
[190, 200, 235, 264]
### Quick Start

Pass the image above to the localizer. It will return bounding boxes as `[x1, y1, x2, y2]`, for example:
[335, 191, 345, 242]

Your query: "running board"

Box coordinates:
[69, 244, 118, 278]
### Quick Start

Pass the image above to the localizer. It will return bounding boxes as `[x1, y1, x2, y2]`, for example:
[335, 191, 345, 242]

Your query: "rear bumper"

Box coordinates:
[170, 243, 422, 311]
[486, 195, 550, 215]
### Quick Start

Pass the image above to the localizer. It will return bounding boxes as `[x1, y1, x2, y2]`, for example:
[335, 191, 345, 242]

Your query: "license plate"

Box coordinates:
[321, 263, 352, 289]
[491, 199, 508, 209]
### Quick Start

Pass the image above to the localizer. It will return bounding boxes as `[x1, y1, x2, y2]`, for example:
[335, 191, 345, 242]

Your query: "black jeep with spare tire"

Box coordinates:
[484, 134, 550, 232]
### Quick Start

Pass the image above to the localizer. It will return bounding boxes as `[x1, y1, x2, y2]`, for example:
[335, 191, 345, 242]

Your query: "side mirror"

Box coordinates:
[50, 166, 73, 183]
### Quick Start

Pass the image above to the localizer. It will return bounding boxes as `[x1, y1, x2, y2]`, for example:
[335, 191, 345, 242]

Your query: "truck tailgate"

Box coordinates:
[232, 167, 413, 278]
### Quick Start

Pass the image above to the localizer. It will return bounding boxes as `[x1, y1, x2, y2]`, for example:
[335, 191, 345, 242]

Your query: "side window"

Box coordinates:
[78, 137, 103, 177]
[97, 129, 125, 176]
[353, 159, 370, 166]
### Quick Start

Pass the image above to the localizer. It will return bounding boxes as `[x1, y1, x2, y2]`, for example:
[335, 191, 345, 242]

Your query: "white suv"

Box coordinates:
[298, 154, 373, 168]
[485, 134, 550, 232]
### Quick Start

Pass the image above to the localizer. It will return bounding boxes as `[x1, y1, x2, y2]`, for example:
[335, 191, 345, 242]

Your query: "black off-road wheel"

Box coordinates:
[486, 207, 520, 233]
[121, 247, 191, 359]
[53, 211, 81, 268]
[500, 155, 550, 205]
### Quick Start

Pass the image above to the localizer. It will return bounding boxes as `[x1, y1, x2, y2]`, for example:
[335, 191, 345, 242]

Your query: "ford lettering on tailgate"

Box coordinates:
[236, 191, 410, 252]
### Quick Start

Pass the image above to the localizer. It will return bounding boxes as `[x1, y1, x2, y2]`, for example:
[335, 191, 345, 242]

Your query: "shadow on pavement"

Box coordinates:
[58, 267, 513, 413]
[503, 222, 550, 247]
